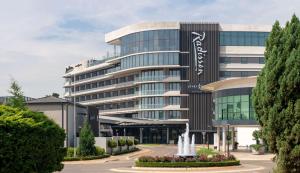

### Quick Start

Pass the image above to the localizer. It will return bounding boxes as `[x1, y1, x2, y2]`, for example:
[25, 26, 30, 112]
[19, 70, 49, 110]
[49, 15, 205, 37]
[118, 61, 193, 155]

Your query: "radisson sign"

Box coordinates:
[192, 32, 207, 76]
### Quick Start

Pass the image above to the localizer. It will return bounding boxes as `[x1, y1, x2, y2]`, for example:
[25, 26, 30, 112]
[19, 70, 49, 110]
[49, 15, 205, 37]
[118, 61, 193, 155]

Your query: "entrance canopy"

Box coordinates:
[99, 116, 188, 126]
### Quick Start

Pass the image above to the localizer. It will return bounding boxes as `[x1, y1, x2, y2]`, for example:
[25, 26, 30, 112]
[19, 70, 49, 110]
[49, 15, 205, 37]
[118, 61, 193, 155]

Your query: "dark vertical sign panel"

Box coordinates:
[180, 23, 219, 131]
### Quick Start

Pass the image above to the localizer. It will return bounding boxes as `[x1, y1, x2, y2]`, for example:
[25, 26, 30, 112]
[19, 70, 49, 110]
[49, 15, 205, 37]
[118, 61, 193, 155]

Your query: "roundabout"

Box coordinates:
[59, 145, 275, 173]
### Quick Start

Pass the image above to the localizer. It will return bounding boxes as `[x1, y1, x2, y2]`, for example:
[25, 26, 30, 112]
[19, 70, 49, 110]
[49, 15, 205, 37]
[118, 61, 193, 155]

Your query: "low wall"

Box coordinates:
[95, 136, 135, 154]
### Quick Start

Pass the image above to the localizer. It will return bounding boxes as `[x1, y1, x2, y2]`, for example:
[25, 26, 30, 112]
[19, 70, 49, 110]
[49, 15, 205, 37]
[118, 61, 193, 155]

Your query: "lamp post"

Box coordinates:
[207, 125, 211, 149]
[73, 74, 77, 158]
[226, 124, 230, 157]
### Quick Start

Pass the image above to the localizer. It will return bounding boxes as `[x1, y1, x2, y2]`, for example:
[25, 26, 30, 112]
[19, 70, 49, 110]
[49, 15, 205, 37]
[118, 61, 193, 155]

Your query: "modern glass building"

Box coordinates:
[63, 22, 271, 145]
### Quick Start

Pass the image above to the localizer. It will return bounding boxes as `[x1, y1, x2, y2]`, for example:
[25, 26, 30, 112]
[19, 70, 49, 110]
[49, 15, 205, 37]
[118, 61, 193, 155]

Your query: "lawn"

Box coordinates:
[196, 147, 218, 156]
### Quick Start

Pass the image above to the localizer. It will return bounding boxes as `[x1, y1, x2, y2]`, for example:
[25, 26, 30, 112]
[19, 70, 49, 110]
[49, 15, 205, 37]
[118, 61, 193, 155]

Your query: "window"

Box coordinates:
[214, 94, 255, 121]
[220, 31, 269, 46]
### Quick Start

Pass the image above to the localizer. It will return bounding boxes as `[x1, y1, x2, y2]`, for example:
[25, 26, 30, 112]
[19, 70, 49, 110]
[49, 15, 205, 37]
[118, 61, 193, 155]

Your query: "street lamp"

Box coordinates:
[226, 124, 230, 157]
[73, 74, 77, 158]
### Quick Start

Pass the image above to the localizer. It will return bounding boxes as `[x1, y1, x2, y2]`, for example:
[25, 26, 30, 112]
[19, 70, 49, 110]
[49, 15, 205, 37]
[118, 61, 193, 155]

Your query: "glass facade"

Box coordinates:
[215, 94, 256, 121]
[220, 71, 259, 78]
[120, 52, 179, 70]
[120, 30, 179, 56]
[220, 31, 269, 46]
[220, 57, 265, 64]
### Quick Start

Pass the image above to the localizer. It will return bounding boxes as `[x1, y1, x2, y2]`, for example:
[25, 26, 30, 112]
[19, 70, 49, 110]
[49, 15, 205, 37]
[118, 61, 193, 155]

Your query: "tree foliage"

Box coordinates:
[78, 120, 96, 156]
[6, 79, 26, 110]
[0, 105, 66, 173]
[252, 14, 300, 172]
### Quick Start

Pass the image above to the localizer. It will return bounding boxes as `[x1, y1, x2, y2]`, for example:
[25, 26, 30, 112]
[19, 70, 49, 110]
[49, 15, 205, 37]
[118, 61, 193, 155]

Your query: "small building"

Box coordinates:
[27, 96, 99, 147]
[201, 76, 259, 151]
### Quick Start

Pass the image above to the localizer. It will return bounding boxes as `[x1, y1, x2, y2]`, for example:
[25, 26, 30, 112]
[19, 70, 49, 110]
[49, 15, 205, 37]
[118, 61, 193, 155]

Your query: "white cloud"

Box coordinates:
[0, 0, 299, 98]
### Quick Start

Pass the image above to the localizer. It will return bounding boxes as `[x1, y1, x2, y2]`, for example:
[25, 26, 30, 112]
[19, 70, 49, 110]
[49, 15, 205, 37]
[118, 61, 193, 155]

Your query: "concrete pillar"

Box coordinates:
[222, 126, 226, 152]
[216, 127, 220, 151]
[139, 128, 143, 144]
[166, 128, 169, 144]
[124, 128, 126, 136]
[231, 127, 235, 150]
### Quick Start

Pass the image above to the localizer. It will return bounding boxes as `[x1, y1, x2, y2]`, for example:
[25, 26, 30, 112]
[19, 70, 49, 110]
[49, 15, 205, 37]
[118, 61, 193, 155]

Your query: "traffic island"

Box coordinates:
[135, 154, 240, 168]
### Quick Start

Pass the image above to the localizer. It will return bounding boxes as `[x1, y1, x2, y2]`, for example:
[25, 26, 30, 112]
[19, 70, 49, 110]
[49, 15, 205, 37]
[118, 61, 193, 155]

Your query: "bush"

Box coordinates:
[66, 147, 77, 157]
[78, 120, 96, 156]
[135, 160, 240, 167]
[0, 105, 66, 173]
[95, 146, 105, 156]
[134, 139, 139, 145]
[107, 139, 117, 155]
[126, 139, 134, 146]
[118, 138, 126, 146]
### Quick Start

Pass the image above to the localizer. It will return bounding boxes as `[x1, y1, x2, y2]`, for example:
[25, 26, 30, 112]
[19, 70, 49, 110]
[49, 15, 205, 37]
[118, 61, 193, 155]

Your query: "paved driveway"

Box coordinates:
[59, 145, 275, 173]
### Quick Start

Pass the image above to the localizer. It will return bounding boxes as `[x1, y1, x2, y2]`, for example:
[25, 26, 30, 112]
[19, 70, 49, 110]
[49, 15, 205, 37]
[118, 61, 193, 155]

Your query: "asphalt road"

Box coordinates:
[59, 145, 275, 173]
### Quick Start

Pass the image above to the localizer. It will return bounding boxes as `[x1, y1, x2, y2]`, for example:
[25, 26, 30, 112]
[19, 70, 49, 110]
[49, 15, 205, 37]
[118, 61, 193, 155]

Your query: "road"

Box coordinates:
[59, 145, 275, 173]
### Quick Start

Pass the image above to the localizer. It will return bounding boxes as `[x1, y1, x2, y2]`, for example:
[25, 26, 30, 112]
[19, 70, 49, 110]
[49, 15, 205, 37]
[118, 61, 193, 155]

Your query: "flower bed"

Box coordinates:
[135, 154, 240, 167]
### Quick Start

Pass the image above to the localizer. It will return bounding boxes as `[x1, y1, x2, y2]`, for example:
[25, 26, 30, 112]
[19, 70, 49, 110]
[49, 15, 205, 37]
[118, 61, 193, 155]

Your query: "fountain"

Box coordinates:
[176, 123, 196, 157]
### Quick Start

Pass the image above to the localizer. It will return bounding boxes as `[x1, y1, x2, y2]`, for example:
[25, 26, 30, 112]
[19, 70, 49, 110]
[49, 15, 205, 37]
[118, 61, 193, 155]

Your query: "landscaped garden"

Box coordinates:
[136, 147, 239, 167]
[64, 121, 139, 161]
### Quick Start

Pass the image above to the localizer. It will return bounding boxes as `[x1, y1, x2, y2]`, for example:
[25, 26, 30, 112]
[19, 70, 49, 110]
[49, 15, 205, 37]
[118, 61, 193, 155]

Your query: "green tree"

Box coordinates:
[78, 120, 96, 156]
[52, 93, 60, 98]
[6, 79, 26, 109]
[0, 105, 66, 173]
[252, 14, 300, 172]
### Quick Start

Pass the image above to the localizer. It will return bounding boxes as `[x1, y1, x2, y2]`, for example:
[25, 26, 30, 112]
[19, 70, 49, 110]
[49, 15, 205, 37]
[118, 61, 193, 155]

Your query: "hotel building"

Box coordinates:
[63, 22, 271, 147]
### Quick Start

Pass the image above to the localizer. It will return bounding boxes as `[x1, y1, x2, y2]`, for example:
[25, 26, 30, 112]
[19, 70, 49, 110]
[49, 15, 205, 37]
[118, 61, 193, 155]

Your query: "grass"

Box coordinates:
[196, 147, 218, 156]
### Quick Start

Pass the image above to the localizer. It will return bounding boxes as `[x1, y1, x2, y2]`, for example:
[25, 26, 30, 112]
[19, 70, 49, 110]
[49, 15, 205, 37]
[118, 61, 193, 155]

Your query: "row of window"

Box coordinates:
[97, 96, 182, 111]
[214, 95, 256, 120]
[120, 30, 179, 56]
[120, 52, 179, 70]
[220, 57, 265, 64]
[220, 31, 269, 46]
[74, 83, 181, 102]
[220, 71, 259, 78]
[133, 110, 182, 120]
[70, 69, 181, 93]
[140, 96, 181, 109]
[98, 101, 136, 110]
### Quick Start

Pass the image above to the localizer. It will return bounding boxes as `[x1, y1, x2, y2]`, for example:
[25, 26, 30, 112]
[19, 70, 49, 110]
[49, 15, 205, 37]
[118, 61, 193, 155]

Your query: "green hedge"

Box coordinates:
[112, 147, 139, 155]
[0, 105, 66, 173]
[135, 160, 240, 167]
[64, 154, 110, 161]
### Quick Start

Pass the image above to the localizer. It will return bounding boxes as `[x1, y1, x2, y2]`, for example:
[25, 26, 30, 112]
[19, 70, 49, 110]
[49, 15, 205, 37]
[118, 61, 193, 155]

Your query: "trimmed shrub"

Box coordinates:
[107, 139, 117, 155]
[134, 139, 139, 145]
[126, 139, 134, 146]
[78, 120, 96, 156]
[95, 146, 105, 156]
[118, 138, 126, 146]
[0, 105, 66, 173]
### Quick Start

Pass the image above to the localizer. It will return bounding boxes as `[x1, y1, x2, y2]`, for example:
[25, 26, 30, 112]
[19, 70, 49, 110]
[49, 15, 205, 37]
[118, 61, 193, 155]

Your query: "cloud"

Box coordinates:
[0, 0, 299, 98]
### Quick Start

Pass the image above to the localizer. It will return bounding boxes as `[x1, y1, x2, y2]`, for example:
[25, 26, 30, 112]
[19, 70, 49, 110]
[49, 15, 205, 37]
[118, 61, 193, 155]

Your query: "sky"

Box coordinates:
[0, 0, 299, 98]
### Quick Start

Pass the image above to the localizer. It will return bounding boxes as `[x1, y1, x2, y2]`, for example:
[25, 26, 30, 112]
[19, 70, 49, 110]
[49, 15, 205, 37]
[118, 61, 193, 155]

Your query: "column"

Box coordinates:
[123, 128, 126, 136]
[216, 127, 220, 151]
[139, 128, 143, 144]
[222, 126, 226, 152]
[231, 127, 235, 150]
[166, 128, 169, 144]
